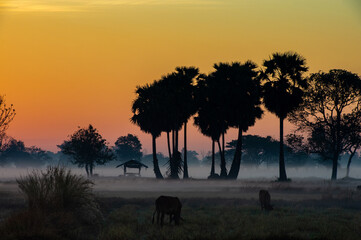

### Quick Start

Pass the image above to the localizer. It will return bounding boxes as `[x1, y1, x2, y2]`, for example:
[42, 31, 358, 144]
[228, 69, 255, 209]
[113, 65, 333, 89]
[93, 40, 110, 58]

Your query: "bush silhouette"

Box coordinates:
[1, 166, 103, 240]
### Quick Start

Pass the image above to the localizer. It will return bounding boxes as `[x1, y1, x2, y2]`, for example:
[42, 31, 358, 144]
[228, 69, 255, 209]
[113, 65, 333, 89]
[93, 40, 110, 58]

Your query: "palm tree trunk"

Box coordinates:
[175, 130, 179, 152]
[167, 131, 172, 160]
[228, 128, 243, 179]
[222, 133, 227, 177]
[279, 117, 288, 181]
[222, 132, 225, 155]
[183, 121, 189, 179]
[210, 139, 215, 177]
[346, 149, 357, 178]
[172, 130, 175, 155]
[152, 134, 163, 179]
[218, 139, 227, 178]
[170, 129, 179, 179]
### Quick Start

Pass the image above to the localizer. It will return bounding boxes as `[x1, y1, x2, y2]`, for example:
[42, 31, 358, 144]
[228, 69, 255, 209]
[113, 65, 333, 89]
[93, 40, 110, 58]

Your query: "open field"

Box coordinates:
[2, 177, 361, 239]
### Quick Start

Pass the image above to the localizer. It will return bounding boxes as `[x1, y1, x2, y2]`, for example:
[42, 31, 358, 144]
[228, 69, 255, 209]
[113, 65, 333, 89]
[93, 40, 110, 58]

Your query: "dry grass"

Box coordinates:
[98, 200, 361, 240]
[17, 166, 95, 210]
[2, 176, 361, 239]
[0, 167, 103, 240]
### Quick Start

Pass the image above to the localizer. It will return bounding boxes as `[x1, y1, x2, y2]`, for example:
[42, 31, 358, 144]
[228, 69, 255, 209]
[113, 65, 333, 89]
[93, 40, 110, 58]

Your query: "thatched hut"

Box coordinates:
[116, 160, 148, 176]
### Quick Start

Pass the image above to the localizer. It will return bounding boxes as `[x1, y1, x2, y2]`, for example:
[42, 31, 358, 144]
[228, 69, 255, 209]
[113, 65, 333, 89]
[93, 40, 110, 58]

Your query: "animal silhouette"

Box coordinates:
[259, 190, 273, 211]
[152, 196, 182, 226]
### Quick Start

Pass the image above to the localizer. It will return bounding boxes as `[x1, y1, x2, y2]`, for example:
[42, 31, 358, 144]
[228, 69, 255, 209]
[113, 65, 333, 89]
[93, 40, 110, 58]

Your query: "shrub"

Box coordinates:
[0, 166, 103, 240]
[17, 166, 96, 210]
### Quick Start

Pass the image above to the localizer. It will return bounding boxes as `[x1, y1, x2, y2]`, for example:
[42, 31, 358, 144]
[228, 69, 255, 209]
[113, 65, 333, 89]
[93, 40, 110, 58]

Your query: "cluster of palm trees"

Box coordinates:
[131, 51, 308, 181]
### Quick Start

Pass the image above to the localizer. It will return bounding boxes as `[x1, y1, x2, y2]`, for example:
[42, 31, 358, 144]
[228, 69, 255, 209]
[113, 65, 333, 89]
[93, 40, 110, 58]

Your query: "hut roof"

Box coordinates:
[116, 160, 148, 169]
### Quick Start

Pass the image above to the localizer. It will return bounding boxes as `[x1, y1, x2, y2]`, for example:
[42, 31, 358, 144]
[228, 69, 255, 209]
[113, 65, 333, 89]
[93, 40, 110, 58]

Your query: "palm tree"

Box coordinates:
[173, 67, 199, 179]
[157, 67, 199, 179]
[194, 73, 228, 178]
[215, 61, 263, 179]
[131, 83, 164, 179]
[261, 52, 308, 181]
[194, 106, 226, 178]
[155, 77, 174, 162]
[157, 73, 184, 179]
[206, 67, 233, 178]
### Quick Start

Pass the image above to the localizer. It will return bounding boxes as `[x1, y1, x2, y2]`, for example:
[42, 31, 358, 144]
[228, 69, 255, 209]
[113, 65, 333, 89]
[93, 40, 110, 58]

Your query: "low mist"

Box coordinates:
[0, 165, 359, 181]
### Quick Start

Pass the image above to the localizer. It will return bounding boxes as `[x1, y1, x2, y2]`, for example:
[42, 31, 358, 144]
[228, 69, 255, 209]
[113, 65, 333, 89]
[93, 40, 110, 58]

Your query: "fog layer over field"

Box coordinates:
[0, 165, 360, 181]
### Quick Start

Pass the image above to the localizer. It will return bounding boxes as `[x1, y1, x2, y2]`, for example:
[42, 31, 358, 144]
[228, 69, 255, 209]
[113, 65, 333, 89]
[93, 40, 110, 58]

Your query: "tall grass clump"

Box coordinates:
[17, 166, 96, 211]
[1, 166, 103, 240]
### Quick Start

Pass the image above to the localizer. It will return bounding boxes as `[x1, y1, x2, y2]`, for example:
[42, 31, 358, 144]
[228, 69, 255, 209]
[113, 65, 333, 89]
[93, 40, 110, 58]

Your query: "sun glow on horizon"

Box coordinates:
[0, 0, 360, 153]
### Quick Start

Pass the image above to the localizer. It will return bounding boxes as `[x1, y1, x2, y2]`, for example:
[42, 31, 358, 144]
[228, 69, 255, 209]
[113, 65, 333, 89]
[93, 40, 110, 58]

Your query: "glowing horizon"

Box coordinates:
[1, 0, 360, 154]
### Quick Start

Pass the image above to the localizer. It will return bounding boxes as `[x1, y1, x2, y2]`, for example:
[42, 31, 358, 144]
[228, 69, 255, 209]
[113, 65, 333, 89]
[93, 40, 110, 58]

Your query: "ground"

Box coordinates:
[1, 177, 361, 239]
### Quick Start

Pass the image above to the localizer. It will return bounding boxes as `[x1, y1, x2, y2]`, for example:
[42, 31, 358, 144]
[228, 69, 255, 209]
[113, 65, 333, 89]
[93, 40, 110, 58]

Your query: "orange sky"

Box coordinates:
[0, 0, 360, 154]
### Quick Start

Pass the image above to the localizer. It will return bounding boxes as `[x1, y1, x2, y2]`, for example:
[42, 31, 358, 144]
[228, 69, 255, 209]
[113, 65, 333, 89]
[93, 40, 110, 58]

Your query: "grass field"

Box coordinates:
[1, 177, 361, 240]
[98, 199, 361, 240]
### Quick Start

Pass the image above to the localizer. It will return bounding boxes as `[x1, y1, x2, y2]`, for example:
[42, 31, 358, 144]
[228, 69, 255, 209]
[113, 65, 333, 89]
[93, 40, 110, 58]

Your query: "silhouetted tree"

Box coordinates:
[157, 67, 199, 179]
[58, 125, 114, 177]
[194, 73, 228, 178]
[288, 111, 361, 172]
[261, 52, 308, 181]
[285, 133, 308, 153]
[227, 135, 278, 166]
[181, 148, 200, 166]
[0, 139, 30, 166]
[114, 134, 143, 161]
[289, 69, 361, 180]
[154, 76, 176, 163]
[174, 67, 199, 179]
[208, 67, 230, 178]
[151, 74, 181, 179]
[0, 138, 50, 167]
[27, 146, 52, 166]
[227, 135, 309, 167]
[131, 83, 164, 179]
[0, 96, 16, 148]
[343, 110, 361, 177]
[141, 152, 168, 167]
[0, 135, 11, 165]
[196, 61, 263, 179]
[212, 61, 263, 179]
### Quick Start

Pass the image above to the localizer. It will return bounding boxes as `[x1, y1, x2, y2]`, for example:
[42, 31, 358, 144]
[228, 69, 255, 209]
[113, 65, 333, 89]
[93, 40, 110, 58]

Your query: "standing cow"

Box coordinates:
[259, 190, 273, 211]
[152, 196, 182, 226]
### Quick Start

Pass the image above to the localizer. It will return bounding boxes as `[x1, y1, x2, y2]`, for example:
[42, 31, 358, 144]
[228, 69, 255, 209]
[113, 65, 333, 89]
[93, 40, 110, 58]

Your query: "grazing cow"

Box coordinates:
[152, 196, 182, 226]
[259, 190, 273, 211]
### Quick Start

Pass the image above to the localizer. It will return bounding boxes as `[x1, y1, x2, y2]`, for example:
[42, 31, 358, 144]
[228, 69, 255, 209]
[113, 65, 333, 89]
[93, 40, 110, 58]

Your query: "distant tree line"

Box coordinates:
[0, 137, 52, 167]
[1, 129, 360, 175]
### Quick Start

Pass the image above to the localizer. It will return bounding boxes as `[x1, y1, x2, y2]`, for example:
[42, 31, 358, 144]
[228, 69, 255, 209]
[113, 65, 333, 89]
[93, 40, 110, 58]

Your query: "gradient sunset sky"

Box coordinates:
[1, 0, 360, 155]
